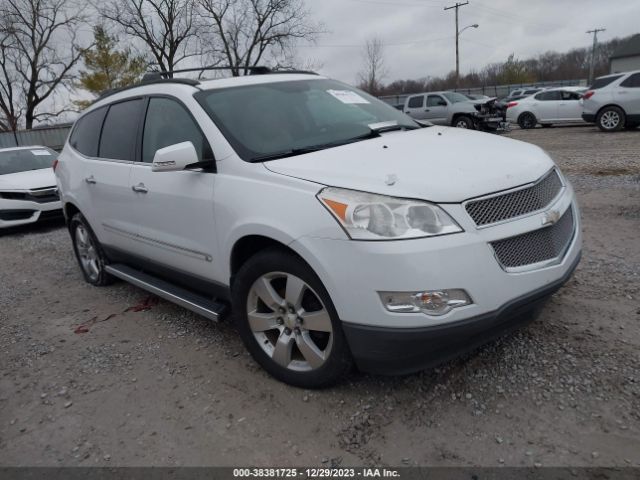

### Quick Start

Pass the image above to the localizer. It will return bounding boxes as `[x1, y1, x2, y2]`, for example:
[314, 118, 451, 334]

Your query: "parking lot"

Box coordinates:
[0, 125, 639, 467]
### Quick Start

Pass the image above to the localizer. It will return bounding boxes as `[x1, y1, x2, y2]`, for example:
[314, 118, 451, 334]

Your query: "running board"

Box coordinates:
[105, 264, 227, 321]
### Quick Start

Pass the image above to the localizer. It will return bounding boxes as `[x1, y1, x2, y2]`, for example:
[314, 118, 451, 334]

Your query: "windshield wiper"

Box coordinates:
[249, 124, 419, 163]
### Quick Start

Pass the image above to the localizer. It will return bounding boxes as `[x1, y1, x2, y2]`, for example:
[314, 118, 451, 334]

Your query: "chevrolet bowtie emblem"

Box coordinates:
[542, 210, 561, 226]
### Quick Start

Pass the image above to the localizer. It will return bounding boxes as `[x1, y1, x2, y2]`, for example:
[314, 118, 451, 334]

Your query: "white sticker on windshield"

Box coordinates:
[31, 150, 51, 156]
[327, 90, 370, 105]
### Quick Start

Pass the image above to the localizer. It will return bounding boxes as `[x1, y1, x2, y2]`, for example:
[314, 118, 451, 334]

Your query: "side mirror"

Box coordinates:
[151, 141, 199, 172]
[438, 100, 447, 106]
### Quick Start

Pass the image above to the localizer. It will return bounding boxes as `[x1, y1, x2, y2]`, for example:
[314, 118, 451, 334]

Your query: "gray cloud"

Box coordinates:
[299, 0, 640, 84]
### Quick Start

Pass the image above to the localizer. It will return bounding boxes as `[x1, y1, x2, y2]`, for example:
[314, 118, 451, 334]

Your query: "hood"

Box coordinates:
[0, 168, 57, 191]
[264, 127, 554, 203]
[451, 102, 479, 113]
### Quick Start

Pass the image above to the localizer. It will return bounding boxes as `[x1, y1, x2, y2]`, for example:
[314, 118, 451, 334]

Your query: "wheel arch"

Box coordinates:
[63, 201, 82, 227]
[451, 112, 475, 126]
[229, 234, 308, 287]
[596, 103, 627, 118]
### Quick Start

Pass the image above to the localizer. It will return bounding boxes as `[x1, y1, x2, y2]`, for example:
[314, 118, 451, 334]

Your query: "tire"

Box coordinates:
[232, 248, 353, 388]
[518, 112, 537, 129]
[596, 106, 625, 132]
[453, 115, 475, 129]
[541, 123, 553, 128]
[69, 213, 114, 286]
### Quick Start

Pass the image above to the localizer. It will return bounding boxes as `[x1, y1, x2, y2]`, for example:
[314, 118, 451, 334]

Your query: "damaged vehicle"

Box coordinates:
[403, 91, 508, 132]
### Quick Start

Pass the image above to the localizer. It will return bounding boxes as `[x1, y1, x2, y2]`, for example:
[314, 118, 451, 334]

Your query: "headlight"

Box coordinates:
[317, 187, 463, 240]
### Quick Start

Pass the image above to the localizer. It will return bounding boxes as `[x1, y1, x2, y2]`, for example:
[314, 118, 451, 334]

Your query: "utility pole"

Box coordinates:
[587, 28, 606, 84]
[445, 2, 469, 88]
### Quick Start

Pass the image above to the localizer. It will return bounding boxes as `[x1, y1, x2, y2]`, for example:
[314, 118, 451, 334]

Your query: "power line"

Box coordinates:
[587, 28, 606, 84]
[295, 35, 454, 49]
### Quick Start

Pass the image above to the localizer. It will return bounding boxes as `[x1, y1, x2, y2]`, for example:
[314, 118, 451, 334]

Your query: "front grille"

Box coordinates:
[491, 207, 575, 270]
[0, 209, 36, 221]
[466, 170, 563, 226]
[0, 187, 59, 204]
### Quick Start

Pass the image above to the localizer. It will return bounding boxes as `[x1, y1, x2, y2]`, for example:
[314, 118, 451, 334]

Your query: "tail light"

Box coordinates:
[583, 91, 595, 100]
[52, 159, 59, 171]
[506, 102, 518, 108]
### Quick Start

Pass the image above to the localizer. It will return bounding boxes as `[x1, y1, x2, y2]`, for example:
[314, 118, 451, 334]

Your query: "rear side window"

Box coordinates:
[561, 91, 581, 100]
[99, 99, 144, 161]
[535, 91, 561, 101]
[591, 75, 623, 89]
[69, 107, 107, 157]
[407, 96, 424, 108]
[620, 73, 640, 88]
[142, 97, 212, 163]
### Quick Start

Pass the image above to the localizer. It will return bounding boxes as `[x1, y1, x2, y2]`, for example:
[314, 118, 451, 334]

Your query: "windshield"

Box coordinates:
[0, 148, 56, 175]
[195, 79, 418, 162]
[442, 92, 471, 104]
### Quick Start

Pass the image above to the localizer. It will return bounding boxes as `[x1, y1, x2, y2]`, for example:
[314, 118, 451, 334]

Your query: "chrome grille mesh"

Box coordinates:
[466, 170, 563, 226]
[491, 207, 574, 270]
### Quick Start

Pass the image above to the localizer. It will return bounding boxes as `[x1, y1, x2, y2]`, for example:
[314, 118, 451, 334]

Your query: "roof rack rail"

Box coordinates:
[143, 66, 272, 81]
[142, 66, 318, 81]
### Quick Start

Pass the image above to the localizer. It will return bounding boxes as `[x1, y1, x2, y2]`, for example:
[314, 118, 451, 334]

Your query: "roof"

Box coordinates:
[545, 86, 588, 92]
[88, 72, 323, 112]
[610, 34, 640, 59]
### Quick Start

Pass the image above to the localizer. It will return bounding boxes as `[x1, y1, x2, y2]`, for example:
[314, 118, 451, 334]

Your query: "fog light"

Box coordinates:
[379, 289, 472, 316]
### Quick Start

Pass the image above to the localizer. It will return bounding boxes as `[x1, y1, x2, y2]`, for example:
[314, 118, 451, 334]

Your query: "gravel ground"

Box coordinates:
[0, 125, 639, 467]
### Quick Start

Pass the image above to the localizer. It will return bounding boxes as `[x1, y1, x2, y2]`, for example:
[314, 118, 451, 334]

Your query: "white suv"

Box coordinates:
[582, 70, 640, 131]
[55, 69, 582, 387]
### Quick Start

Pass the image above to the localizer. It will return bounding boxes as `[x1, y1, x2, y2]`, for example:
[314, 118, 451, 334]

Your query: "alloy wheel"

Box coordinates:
[75, 224, 100, 282]
[247, 272, 333, 372]
[600, 111, 620, 130]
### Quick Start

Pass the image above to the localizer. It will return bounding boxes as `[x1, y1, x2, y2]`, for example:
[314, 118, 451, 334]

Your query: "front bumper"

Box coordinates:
[0, 198, 62, 228]
[342, 252, 580, 374]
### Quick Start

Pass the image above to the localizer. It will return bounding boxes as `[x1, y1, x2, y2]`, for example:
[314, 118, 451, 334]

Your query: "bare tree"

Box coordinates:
[0, 31, 21, 131]
[100, 0, 200, 74]
[357, 38, 387, 96]
[198, 0, 322, 76]
[0, 0, 86, 130]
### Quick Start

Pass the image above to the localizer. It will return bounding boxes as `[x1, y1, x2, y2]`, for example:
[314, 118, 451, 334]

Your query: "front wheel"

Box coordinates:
[232, 248, 353, 388]
[597, 106, 625, 132]
[69, 213, 114, 286]
[453, 115, 475, 129]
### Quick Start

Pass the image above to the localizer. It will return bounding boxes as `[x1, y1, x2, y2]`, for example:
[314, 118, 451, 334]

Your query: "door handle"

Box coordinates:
[425, 109, 430, 112]
[85, 176, 96, 185]
[131, 183, 148, 194]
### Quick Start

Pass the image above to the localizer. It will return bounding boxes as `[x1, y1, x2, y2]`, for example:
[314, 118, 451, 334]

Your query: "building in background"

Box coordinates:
[610, 34, 640, 73]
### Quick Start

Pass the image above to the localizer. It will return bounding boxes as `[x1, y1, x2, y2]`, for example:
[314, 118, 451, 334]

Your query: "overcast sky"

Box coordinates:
[297, 0, 640, 84]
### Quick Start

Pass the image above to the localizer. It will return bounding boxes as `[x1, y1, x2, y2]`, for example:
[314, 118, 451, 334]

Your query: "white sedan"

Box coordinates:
[0, 146, 62, 228]
[506, 87, 587, 129]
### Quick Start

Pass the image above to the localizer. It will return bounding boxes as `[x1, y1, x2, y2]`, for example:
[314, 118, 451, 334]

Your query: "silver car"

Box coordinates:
[582, 70, 640, 132]
[404, 91, 482, 129]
